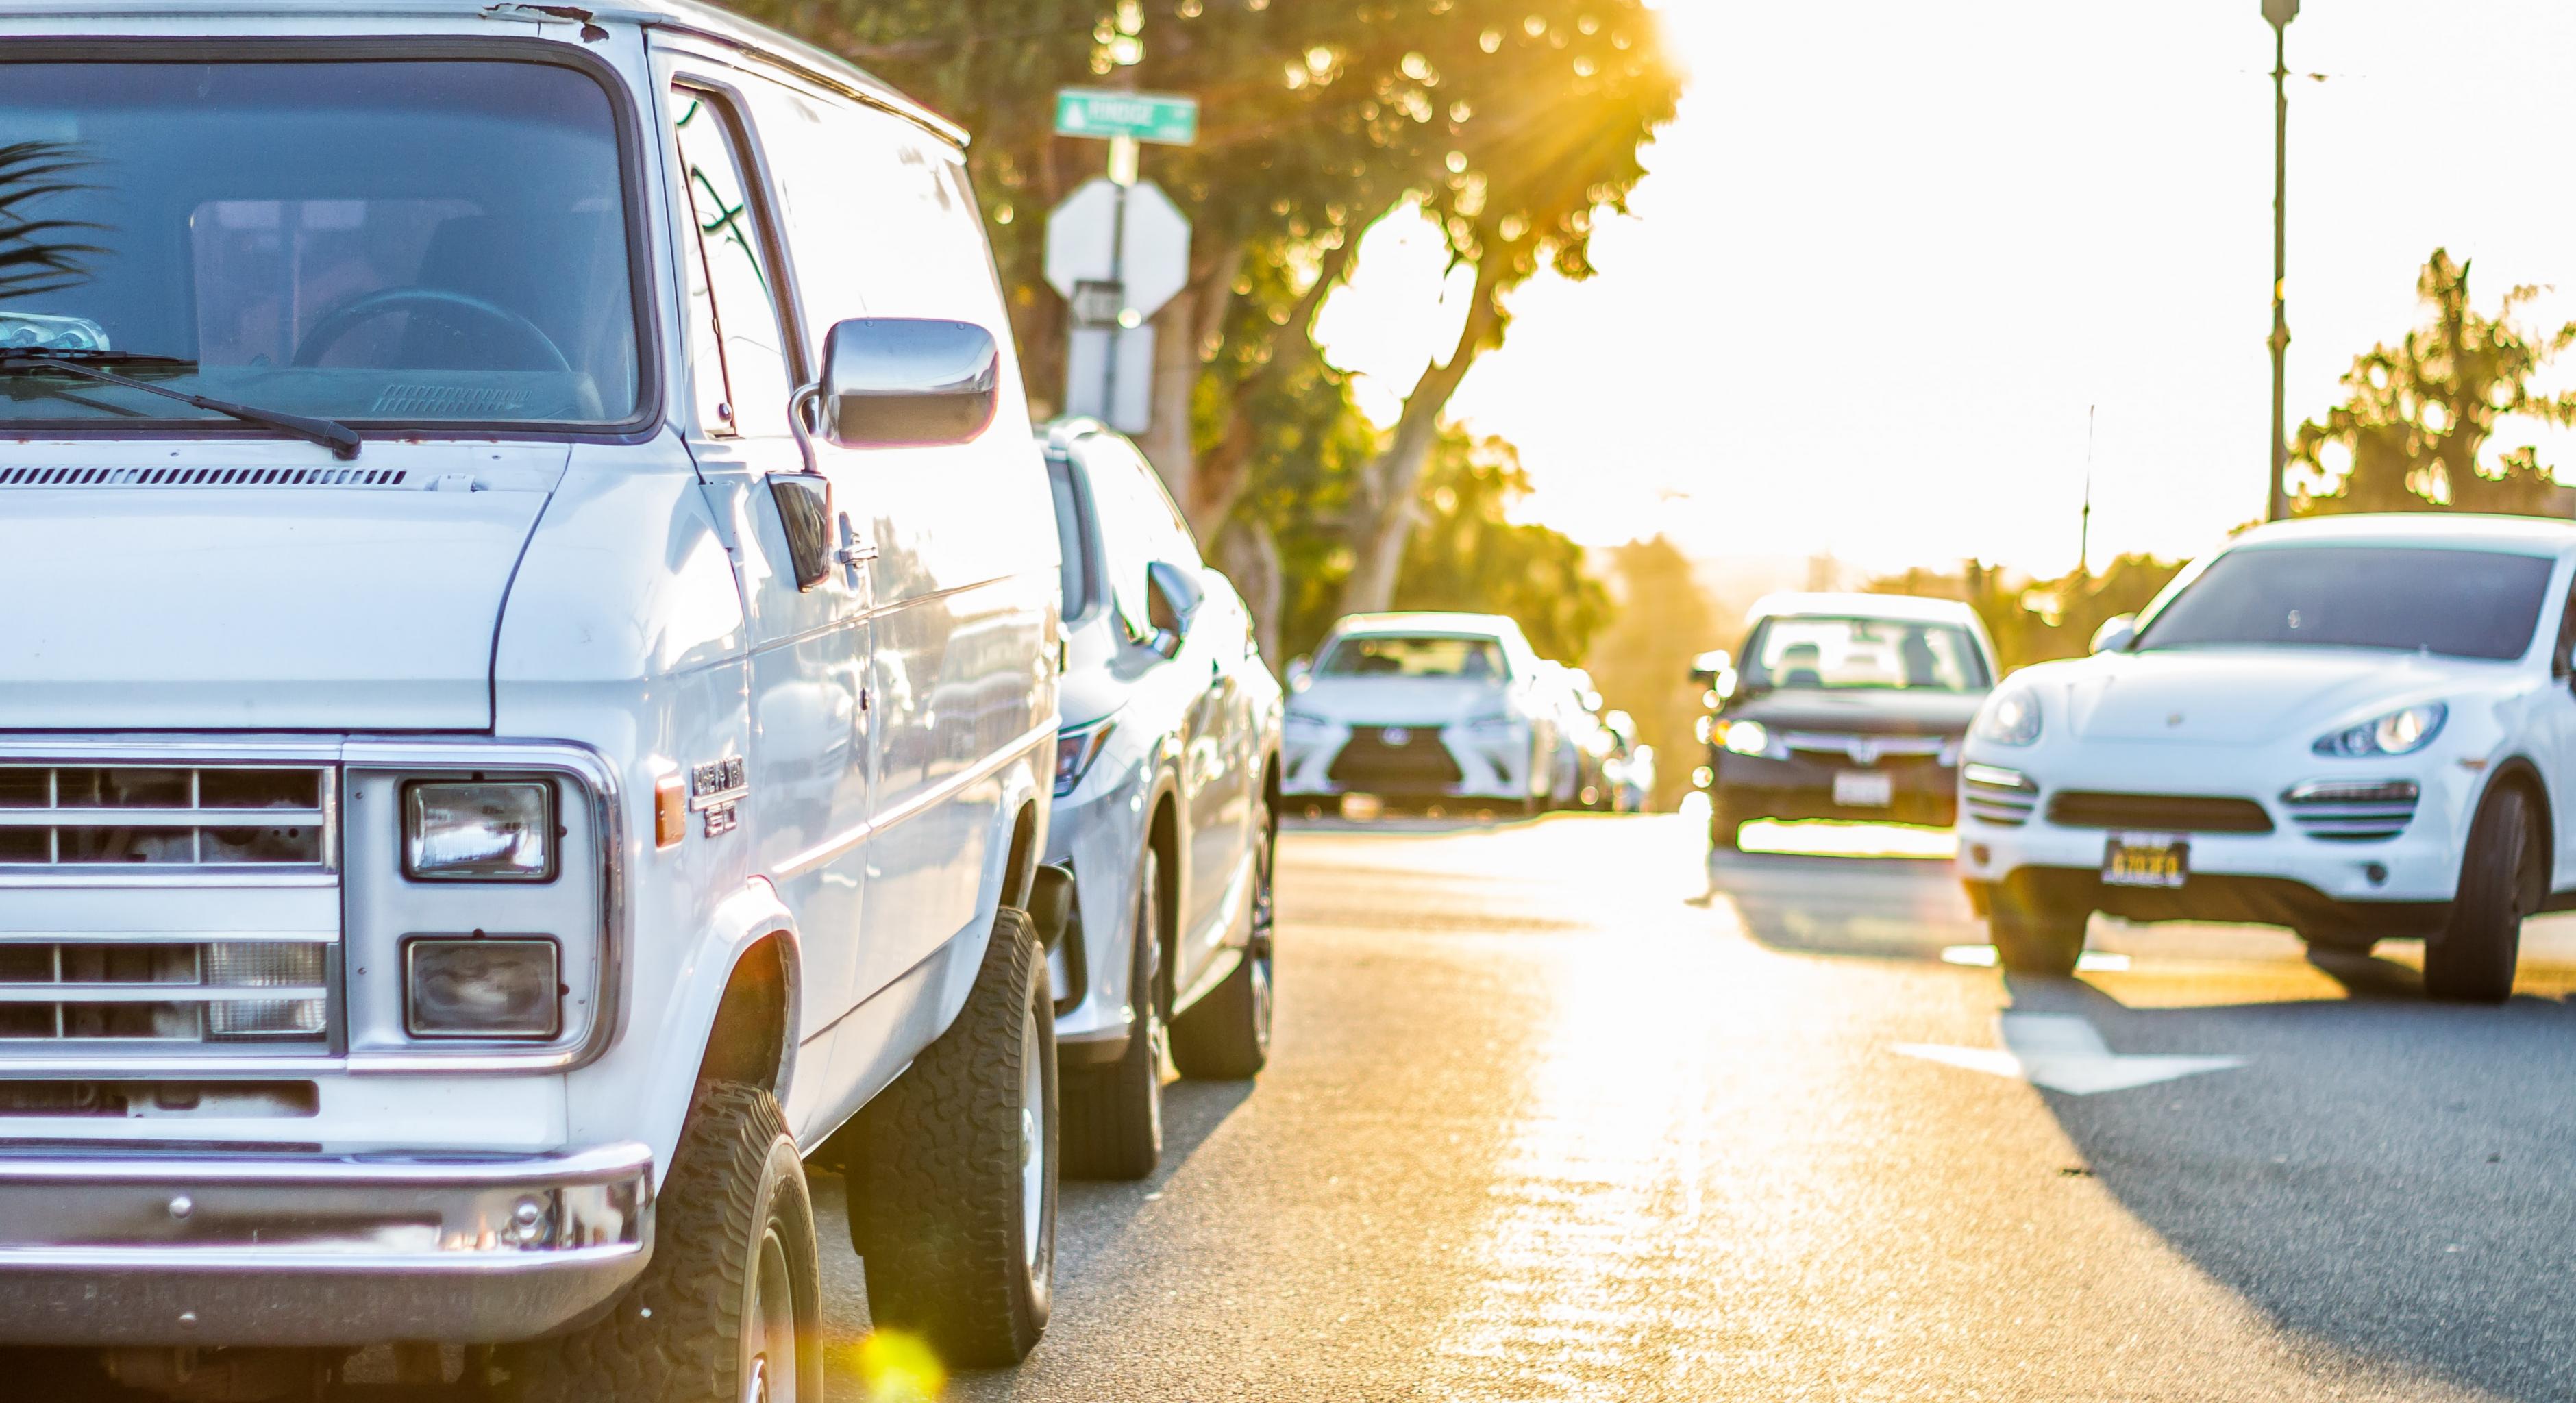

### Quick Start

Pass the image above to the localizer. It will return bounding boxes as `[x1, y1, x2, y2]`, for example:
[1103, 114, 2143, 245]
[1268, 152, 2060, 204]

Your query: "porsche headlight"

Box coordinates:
[2314, 702, 2446, 758]
[404, 781, 556, 882]
[1973, 690, 2042, 747]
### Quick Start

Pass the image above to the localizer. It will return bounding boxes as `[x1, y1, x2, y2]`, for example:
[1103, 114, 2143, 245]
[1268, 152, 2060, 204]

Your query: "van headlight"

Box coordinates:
[2314, 702, 2446, 758]
[406, 936, 562, 1039]
[404, 781, 556, 881]
[1973, 690, 2042, 747]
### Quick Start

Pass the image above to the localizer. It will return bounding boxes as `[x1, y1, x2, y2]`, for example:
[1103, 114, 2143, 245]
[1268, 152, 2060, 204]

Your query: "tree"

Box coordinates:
[1869, 554, 2183, 673]
[1582, 535, 1719, 811]
[0, 140, 102, 302]
[2292, 248, 2576, 517]
[1389, 425, 1609, 660]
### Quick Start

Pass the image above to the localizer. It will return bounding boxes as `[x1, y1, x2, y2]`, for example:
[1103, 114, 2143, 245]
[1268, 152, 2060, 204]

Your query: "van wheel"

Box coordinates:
[1990, 910, 2085, 978]
[2425, 784, 2539, 1003]
[847, 908, 1056, 1367]
[1061, 848, 1167, 1180]
[1172, 797, 1275, 1080]
[496, 1082, 819, 1403]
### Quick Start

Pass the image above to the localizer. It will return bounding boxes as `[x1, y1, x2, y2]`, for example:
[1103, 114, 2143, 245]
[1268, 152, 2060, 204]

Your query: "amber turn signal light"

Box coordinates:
[655, 773, 688, 849]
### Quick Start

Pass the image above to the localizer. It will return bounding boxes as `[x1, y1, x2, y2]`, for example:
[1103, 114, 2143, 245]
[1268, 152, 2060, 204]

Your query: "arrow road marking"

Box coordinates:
[1892, 1013, 2245, 1095]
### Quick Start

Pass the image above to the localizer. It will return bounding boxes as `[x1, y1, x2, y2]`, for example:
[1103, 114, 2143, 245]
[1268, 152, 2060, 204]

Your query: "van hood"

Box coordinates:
[0, 482, 550, 731]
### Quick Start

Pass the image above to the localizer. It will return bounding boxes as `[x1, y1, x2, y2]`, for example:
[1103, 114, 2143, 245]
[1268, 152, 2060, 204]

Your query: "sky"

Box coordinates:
[1315, 0, 2576, 582]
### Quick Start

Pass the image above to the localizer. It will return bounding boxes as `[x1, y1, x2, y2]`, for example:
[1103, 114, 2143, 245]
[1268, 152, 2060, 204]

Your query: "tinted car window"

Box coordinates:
[1045, 454, 1095, 620]
[0, 60, 639, 425]
[1319, 636, 1507, 679]
[2138, 545, 2554, 661]
[1746, 617, 1988, 691]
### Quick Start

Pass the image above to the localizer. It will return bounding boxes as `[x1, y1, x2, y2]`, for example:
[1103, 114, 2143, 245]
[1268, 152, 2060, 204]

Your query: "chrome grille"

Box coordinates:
[0, 765, 333, 870]
[0, 940, 329, 1043]
[1961, 765, 2038, 827]
[2282, 780, 2419, 843]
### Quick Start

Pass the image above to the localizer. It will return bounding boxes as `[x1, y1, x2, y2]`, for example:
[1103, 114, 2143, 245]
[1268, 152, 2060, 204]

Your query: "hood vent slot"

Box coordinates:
[0, 465, 407, 488]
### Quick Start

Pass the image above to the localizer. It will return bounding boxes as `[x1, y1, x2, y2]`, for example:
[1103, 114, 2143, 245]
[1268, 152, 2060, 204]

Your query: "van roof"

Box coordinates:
[0, 0, 965, 146]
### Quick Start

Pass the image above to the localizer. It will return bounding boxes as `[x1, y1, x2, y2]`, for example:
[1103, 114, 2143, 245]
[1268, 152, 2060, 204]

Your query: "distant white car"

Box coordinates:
[1959, 514, 2576, 1001]
[1283, 612, 1557, 813]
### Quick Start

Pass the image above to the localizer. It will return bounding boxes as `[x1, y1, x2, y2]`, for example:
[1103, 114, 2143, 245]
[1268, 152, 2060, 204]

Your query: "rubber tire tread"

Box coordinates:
[1171, 827, 1271, 1081]
[1061, 849, 1163, 1180]
[2426, 784, 2533, 1003]
[497, 1081, 816, 1403]
[847, 908, 1055, 1368]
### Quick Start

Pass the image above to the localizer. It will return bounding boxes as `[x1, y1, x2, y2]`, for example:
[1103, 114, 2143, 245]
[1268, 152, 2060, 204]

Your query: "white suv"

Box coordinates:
[0, 3, 1066, 1395]
[1959, 514, 2576, 1002]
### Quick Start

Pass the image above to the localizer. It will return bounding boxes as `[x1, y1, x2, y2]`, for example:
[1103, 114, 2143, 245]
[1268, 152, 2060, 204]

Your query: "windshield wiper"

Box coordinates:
[0, 349, 362, 460]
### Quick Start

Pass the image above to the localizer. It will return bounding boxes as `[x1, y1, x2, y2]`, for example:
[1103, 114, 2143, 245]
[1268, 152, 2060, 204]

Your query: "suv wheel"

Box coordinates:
[497, 1082, 819, 1403]
[2425, 783, 2540, 1003]
[847, 908, 1056, 1366]
[1061, 847, 1168, 1180]
[1172, 796, 1274, 1080]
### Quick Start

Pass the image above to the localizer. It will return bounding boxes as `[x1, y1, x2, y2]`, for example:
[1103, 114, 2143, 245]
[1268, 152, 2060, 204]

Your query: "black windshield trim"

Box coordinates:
[0, 37, 664, 444]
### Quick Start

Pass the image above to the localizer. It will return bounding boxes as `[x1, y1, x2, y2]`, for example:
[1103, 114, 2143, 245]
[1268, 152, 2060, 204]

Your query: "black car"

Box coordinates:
[1696, 593, 1998, 849]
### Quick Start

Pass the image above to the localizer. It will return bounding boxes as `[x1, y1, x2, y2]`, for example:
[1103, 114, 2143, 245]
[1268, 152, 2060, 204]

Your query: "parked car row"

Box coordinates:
[1688, 517, 2576, 1005]
[0, 4, 1276, 1397]
[1277, 613, 1651, 816]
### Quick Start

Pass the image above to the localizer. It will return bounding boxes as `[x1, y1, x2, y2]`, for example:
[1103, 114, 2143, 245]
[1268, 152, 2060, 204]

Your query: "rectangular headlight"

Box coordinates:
[404, 781, 556, 882]
[406, 936, 560, 1039]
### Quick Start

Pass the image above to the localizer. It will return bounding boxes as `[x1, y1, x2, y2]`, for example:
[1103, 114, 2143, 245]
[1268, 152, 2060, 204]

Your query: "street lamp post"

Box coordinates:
[2264, 0, 2297, 521]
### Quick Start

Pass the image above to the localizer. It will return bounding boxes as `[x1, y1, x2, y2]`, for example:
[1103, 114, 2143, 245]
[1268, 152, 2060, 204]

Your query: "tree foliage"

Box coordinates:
[1581, 535, 1718, 811]
[2292, 248, 2576, 517]
[0, 140, 103, 303]
[1870, 555, 2183, 674]
[1389, 426, 1609, 660]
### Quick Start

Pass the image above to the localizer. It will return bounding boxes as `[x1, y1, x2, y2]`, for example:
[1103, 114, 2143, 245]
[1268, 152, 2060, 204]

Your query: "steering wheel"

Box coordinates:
[292, 286, 573, 373]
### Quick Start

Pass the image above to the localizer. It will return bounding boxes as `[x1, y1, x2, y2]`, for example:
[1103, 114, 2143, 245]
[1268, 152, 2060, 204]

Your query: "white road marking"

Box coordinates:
[1892, 1013, 2244, 1095]
[1940, 943, 2131, 971]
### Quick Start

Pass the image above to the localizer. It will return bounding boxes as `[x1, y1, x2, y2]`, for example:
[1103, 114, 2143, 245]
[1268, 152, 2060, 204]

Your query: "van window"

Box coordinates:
[0, 60, 641, 426]
[669, 88, 791, 438]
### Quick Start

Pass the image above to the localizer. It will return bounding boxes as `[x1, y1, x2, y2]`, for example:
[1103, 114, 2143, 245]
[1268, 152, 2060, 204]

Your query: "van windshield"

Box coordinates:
[0, 60, 640, 427]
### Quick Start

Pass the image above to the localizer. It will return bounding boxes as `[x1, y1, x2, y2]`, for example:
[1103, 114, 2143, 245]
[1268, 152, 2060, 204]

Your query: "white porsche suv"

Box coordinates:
[1958, 514, 2576, 1001]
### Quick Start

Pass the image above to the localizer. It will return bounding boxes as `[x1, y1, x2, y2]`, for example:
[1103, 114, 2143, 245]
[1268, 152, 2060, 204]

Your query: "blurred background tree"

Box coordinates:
[2292, 248, 2576, 517]
[1581, 535, 1717, 810]
[1870, 554, 2183, 673]
[1387, 427, 1609, 660]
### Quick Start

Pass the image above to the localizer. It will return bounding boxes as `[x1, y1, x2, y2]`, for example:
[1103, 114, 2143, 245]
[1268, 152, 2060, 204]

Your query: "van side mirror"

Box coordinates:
[1143, 561, 1200, 660]
[2090, 614, 2138, 654]
[816, 318, 1000, 447]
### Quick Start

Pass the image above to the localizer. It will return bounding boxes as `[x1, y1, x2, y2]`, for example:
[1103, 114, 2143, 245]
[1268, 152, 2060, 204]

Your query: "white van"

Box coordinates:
[0, 3, 1063, 1395]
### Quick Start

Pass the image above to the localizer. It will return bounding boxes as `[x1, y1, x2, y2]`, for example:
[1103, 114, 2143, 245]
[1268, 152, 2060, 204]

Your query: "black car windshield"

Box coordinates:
[0, 60, 639, 427]
[2136, 545, 2554, 661]
[1744, 616, 1990, 692]
[1318, 635, 1509, 680]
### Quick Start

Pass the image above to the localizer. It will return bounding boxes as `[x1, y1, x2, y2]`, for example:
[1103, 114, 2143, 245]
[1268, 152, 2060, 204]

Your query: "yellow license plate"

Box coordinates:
[2102, 832, 2188, 889]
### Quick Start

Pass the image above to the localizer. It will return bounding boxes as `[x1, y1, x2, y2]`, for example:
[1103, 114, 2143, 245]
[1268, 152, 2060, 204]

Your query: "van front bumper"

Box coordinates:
[0, 1141, 652, 1346]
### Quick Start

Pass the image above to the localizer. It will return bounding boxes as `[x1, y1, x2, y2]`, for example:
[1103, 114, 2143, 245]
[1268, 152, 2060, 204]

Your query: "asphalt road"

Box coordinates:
[889, 812, 2576, 1402]
[40, 812, 2576, 1399]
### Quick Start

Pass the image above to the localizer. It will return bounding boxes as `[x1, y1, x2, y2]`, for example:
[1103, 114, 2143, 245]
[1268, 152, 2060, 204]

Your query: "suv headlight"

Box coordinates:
[1055, 719, 1117, 797]
[404, 781, 556, 881]
[1720, 719, 1773, 756]
[2314, 702, 2446, 758]
[1973, 690, 2042, 747]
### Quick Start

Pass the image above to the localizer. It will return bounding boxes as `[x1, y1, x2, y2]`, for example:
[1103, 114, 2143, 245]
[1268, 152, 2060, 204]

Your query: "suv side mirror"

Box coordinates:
[816, 318, 999, 447]
[1285, 656, 1311, 687]
[1143, 560, 1200, 660]
[2090, 614, 2138, 654]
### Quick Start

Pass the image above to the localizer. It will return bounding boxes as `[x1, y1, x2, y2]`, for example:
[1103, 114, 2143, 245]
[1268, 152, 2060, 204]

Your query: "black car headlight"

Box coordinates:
[406, 936, 561, 1039]
[404, 780, 556, 882]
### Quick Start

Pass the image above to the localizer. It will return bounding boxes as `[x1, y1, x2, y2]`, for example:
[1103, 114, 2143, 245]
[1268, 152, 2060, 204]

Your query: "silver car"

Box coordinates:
[1040, 421, 1284, 1179]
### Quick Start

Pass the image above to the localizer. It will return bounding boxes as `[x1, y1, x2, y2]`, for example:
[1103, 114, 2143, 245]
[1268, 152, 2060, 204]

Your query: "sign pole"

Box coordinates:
[1099, 138, 1136, 425]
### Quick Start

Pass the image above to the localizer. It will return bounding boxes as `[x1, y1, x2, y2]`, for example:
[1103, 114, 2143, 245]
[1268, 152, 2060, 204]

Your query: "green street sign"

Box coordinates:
[1055, 89, 1198, 146]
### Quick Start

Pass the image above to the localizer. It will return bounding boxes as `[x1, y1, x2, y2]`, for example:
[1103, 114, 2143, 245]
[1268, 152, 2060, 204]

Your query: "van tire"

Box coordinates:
[495, 1082, 819, 1403]
[1061, 849, 1166, 1180]
[847, 908, 1056, 1367]
[2425, 784, 2538, 1004]
[1172, 800, 1274, 1080]
[1989, 910, 2085, 978]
